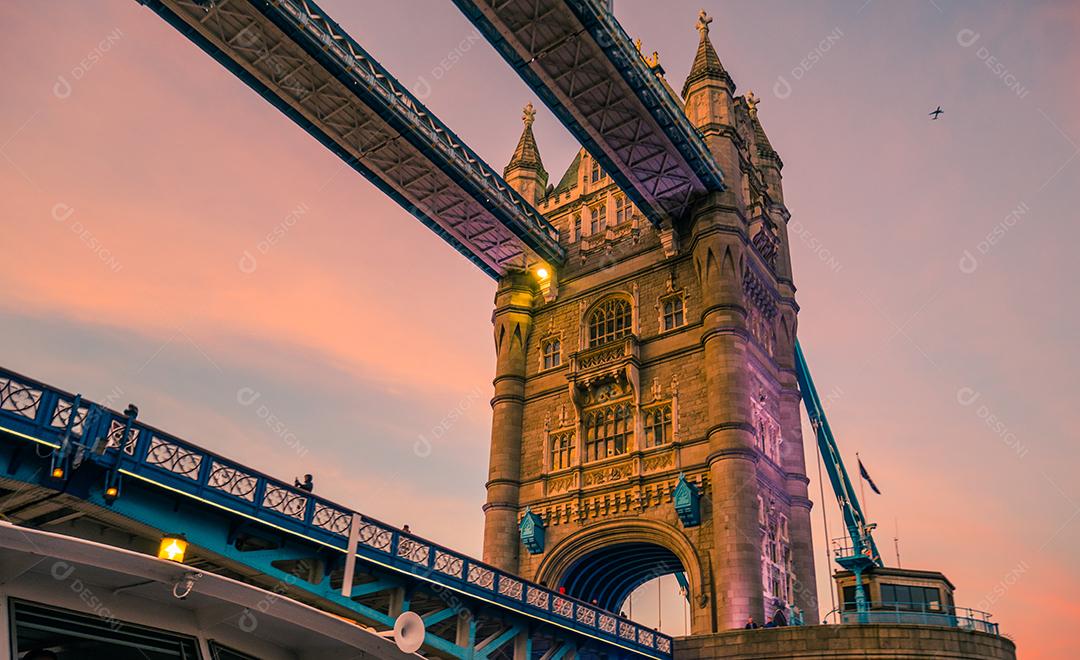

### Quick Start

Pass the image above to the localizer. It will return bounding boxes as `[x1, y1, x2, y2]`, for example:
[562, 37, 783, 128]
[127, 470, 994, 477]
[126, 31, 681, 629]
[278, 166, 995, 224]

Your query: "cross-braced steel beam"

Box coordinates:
[454, 0, 725, 227]
[139, 0, 564, 278]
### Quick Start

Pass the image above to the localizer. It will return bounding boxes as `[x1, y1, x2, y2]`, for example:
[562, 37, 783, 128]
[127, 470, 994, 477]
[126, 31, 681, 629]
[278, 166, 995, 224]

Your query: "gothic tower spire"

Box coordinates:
[681, 10, 741, 198]
[682, 9, 734, 98]
[504, 102, 549, 205]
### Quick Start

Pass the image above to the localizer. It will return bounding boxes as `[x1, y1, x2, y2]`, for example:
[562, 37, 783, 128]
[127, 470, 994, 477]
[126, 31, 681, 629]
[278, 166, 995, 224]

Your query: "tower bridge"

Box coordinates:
[0, 0, 1015, 658]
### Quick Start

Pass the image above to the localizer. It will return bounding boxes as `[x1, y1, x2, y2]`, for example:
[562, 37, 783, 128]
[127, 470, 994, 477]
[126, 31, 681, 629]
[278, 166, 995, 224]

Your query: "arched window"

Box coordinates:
[614, 194, 633, 224]
[588, 204, 605, 235]
[643, 404, 672, 447]
[542, 338, 561, 370]
[588, 298, 632, 347]
[661, 295, 685, 331]
[590, 158, 603, 183]
[550, 431, 575, 470]
[583, 403, 632, 461]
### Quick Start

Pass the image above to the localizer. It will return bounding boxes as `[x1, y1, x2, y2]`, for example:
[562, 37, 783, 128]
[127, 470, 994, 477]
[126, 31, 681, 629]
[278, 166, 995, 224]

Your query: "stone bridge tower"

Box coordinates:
[482, 11, 817, 633]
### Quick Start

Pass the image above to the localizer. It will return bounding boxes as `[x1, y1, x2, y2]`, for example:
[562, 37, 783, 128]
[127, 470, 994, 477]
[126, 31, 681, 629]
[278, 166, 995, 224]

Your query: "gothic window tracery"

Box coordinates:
[614, 194, 632, 225]
[661, 295, 685, 331]
[590, 157, 604, 184]
[747, 305, 774, 354]
[583, 403, 633, 461]
[751, 391, 782, 464]
[761, 500, 793, 607]
[587, 298, 632, 347]
[541, 337, 562, 370]
[643, 403, 672, 447]
[589, 203, 606, 235]
[549, 430, 576, 471]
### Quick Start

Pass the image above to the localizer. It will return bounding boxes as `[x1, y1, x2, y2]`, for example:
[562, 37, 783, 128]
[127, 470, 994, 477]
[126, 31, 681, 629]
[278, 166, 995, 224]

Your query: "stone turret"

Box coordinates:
[681, 10, 741, 185]
[504, 102, 549, 206]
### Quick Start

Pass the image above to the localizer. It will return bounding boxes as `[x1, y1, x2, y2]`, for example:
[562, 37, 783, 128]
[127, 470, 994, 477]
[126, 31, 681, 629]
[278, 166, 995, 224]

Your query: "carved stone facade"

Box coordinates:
[485, 10, 816, 634]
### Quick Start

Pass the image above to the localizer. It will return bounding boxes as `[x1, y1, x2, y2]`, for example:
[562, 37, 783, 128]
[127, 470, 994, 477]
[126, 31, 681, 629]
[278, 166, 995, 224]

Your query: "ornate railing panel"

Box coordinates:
[0, 377, 42, 419]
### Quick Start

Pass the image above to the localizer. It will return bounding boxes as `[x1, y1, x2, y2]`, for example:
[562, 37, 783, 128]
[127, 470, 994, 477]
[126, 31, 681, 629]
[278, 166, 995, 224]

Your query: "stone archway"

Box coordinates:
[535, 519, 710, 631]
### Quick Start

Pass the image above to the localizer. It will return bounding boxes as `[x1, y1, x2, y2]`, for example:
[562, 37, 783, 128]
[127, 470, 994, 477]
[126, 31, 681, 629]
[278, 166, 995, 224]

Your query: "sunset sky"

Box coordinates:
[1, 1, 1077, 656]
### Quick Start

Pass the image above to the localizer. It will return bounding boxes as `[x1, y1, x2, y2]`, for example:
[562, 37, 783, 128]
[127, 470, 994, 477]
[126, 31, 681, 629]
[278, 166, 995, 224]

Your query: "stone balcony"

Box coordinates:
[567, 335, 641, 406]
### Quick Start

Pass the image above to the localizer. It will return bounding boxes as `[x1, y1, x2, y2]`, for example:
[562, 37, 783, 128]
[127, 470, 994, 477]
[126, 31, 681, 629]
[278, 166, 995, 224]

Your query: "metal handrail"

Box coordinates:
[824, 601, 1000, 636]
[0, 366, 672, 658]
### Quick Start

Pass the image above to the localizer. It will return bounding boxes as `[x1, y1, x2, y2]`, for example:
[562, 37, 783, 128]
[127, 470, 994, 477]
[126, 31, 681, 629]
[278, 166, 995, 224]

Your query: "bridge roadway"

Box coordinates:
[0, 365, 672, 660]
[453, 0, 725, 227]
[137, 0, 564, 278]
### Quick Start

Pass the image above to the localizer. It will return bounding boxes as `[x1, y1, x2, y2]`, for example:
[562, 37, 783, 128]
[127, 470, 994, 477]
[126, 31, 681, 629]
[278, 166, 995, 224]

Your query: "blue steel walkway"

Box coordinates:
[0, 365, 672, 660]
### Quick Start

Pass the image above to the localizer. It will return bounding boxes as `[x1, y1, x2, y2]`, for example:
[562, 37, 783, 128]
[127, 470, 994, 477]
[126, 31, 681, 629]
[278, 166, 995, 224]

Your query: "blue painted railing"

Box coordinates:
[827, 602, 1000, 636]
[0, 366, 672, 658]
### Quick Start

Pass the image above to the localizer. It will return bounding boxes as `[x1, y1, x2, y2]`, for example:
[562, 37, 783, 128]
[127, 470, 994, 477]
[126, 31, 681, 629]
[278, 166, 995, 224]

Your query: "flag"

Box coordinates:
[858, 458, 882, 495]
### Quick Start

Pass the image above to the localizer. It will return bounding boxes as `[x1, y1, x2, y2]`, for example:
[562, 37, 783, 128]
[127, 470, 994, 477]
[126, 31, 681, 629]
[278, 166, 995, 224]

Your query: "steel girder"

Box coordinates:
[454, 0, 725, 227]
[139, 0, 564, 278]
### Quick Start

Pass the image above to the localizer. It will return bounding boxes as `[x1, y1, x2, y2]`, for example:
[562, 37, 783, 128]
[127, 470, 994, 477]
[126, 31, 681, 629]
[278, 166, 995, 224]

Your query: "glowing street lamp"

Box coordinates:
[158, 534, 189, 563]
[535, 266, 550, 281]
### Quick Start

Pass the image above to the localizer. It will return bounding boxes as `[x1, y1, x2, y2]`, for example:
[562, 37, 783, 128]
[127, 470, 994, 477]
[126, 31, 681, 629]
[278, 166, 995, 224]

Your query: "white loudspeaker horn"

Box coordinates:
[392, 610, 425, 654]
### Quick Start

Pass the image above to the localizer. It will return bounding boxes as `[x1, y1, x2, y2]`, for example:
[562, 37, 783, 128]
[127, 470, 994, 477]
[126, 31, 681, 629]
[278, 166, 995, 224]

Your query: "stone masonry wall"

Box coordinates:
[674, 625, 1017, 660]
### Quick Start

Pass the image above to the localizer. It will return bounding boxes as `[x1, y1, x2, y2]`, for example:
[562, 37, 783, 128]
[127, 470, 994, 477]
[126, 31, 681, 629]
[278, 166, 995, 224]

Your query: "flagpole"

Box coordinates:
[857, 452, 869, 525]
[894, 517, 901, 568]
[816, 437, 837, 618]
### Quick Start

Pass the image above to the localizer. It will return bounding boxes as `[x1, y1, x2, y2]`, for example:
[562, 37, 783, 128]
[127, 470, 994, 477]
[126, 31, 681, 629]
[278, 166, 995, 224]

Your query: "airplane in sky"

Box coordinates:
[930, 106, 944, 120]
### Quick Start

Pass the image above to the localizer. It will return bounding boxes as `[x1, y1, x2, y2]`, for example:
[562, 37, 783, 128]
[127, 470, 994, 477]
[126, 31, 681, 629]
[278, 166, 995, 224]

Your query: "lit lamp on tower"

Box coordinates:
[535, 264, 557, 302]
